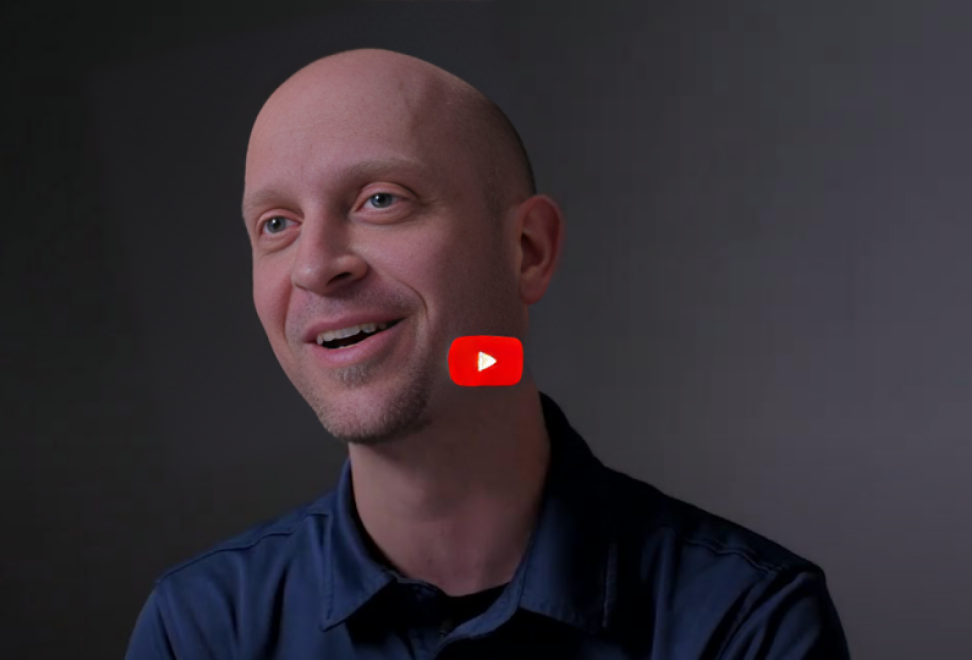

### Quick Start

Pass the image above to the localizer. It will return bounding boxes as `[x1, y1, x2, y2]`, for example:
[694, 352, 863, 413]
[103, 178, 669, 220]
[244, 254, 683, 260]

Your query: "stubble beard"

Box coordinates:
[294, 349, 437, 447]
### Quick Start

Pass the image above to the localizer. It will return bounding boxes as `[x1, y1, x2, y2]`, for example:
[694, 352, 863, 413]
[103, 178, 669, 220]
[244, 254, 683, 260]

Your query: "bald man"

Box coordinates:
[125, 49, 849, 660]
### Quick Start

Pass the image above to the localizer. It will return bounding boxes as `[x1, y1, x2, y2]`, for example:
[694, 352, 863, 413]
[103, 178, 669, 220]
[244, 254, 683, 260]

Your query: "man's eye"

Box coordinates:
[262, 216, 293, 234]
[366, 193, 397, 209]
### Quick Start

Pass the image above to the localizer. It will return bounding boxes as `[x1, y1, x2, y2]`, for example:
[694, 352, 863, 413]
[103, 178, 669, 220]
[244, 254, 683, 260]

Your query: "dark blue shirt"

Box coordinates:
[125, 394, 850, 659]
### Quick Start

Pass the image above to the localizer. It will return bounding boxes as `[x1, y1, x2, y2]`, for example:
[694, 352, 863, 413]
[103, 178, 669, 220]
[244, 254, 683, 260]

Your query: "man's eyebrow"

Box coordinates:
[241, 187, 289, 221]
[341, 157, 428, 182]
[241, 158, 429, 220]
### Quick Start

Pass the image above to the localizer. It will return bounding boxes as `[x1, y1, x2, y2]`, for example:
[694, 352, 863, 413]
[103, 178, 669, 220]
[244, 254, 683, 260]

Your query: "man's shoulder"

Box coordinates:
[600, 464, 820, 579]
[593, 466, 848, 657]
[129, 492, 338, 657]
[155, 490, 336, 590]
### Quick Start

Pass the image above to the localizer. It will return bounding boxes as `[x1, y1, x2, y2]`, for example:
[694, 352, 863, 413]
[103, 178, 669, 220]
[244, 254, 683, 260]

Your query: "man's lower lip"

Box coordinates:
[309, 319, 404, 367]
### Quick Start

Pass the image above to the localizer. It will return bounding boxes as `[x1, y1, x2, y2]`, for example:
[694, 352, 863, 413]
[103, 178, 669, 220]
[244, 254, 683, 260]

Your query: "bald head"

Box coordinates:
[243, 48, 561, 445]
[248, 48, 535, 221]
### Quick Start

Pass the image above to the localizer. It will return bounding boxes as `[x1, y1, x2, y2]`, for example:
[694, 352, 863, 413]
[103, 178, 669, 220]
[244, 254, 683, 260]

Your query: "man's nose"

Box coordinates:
[290, 216, 368, 296]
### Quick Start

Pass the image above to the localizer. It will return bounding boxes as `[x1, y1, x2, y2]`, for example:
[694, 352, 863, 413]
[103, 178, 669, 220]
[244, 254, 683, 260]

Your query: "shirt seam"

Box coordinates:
[154, 580, 188, 659]
[713, 565, 817, 660]
[607, 470, 810, 575]
[155, 508, 332, 585]
[651, 523, 805, 574]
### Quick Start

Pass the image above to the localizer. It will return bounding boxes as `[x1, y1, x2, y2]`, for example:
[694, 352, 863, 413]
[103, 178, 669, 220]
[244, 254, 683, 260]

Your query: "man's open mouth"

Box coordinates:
[315, 320, 401, 349]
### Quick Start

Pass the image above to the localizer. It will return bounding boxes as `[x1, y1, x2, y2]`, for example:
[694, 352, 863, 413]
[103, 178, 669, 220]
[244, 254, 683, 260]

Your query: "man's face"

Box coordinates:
[242, 62, 523, 444]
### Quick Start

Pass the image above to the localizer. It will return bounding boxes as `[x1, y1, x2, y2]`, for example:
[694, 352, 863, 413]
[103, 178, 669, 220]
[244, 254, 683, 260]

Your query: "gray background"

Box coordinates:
[3, 1, 970, 658]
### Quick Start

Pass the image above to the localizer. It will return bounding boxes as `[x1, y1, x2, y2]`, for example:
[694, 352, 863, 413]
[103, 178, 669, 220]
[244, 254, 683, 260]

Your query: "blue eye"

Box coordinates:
[367, 193, 396, 209]
[263, 216, 293, 234]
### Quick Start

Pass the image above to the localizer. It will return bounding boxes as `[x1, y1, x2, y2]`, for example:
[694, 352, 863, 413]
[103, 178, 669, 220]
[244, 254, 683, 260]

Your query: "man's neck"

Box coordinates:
[347, 382, 550, 596]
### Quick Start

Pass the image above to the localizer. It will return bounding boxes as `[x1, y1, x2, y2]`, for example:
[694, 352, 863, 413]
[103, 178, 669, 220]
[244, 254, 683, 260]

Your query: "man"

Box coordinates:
[125, 48, 850, 659]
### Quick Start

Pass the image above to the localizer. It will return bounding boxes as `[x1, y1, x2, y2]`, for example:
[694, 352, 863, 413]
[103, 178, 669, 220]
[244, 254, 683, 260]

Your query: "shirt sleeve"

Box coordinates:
[125, 587, 180, 660]
[718, 568, 851, 660]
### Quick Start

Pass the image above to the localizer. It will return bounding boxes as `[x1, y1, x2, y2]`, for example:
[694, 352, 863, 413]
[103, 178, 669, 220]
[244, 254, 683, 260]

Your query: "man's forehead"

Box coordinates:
[248, 86, 424, 160]
[243, 105, 447, 204]
[242, 50, 485, 216]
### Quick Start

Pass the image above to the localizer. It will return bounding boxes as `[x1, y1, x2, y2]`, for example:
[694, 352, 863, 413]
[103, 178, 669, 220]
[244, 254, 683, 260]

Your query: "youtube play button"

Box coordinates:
[448, 336, 523, 386]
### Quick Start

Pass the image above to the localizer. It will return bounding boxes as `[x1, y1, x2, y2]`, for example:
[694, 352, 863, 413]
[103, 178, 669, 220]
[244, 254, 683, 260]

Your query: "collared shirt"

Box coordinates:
[125, 394, 850, 659]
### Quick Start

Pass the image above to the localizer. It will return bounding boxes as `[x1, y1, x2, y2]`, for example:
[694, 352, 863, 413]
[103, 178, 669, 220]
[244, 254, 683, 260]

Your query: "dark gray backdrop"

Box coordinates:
[4, 1, 970, 658]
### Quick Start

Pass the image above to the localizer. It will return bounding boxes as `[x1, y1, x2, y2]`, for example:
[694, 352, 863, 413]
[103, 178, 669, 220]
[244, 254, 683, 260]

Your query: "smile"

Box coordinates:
[316, 320, 401, 349]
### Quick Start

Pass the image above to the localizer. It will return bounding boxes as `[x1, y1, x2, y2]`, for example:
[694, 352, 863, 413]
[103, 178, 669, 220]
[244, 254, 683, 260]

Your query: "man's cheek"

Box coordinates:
[252, 265, 291, 339]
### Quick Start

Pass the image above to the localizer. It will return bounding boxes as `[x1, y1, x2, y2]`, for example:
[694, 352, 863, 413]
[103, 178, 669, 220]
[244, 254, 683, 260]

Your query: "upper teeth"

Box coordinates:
[316, 322, 388, 345]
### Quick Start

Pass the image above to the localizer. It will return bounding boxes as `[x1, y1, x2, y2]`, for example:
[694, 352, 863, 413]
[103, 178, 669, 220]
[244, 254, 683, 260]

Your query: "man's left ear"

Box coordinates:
[514, 194, 564, 305]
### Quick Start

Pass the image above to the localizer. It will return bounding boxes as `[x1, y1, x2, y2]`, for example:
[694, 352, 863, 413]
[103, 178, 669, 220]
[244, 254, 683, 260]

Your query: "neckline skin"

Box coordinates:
[348, 379, 552, 597]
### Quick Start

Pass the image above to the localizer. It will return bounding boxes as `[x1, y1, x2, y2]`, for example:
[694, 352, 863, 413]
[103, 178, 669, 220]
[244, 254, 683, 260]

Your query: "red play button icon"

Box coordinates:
[448, 336, 523, 387]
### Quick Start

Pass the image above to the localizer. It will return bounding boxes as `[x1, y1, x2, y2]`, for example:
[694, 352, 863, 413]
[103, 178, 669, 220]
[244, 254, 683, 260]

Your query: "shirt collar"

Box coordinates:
[319, 392, 619, 634]
[320, 459, 394, 630]
[509, 392, 619, 633]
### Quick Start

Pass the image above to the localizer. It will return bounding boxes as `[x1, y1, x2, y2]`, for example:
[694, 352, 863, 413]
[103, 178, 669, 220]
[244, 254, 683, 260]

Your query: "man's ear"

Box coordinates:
[514, 195, 564, 305]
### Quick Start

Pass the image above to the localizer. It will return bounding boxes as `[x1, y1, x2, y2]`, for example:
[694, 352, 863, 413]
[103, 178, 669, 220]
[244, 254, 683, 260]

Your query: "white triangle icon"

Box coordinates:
[477, 351, 497, 372]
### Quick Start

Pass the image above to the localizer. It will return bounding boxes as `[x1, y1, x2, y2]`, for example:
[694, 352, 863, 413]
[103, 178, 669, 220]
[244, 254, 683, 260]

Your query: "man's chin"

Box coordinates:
[330, 414, 432, 447]
[306, 373, 436, 447]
